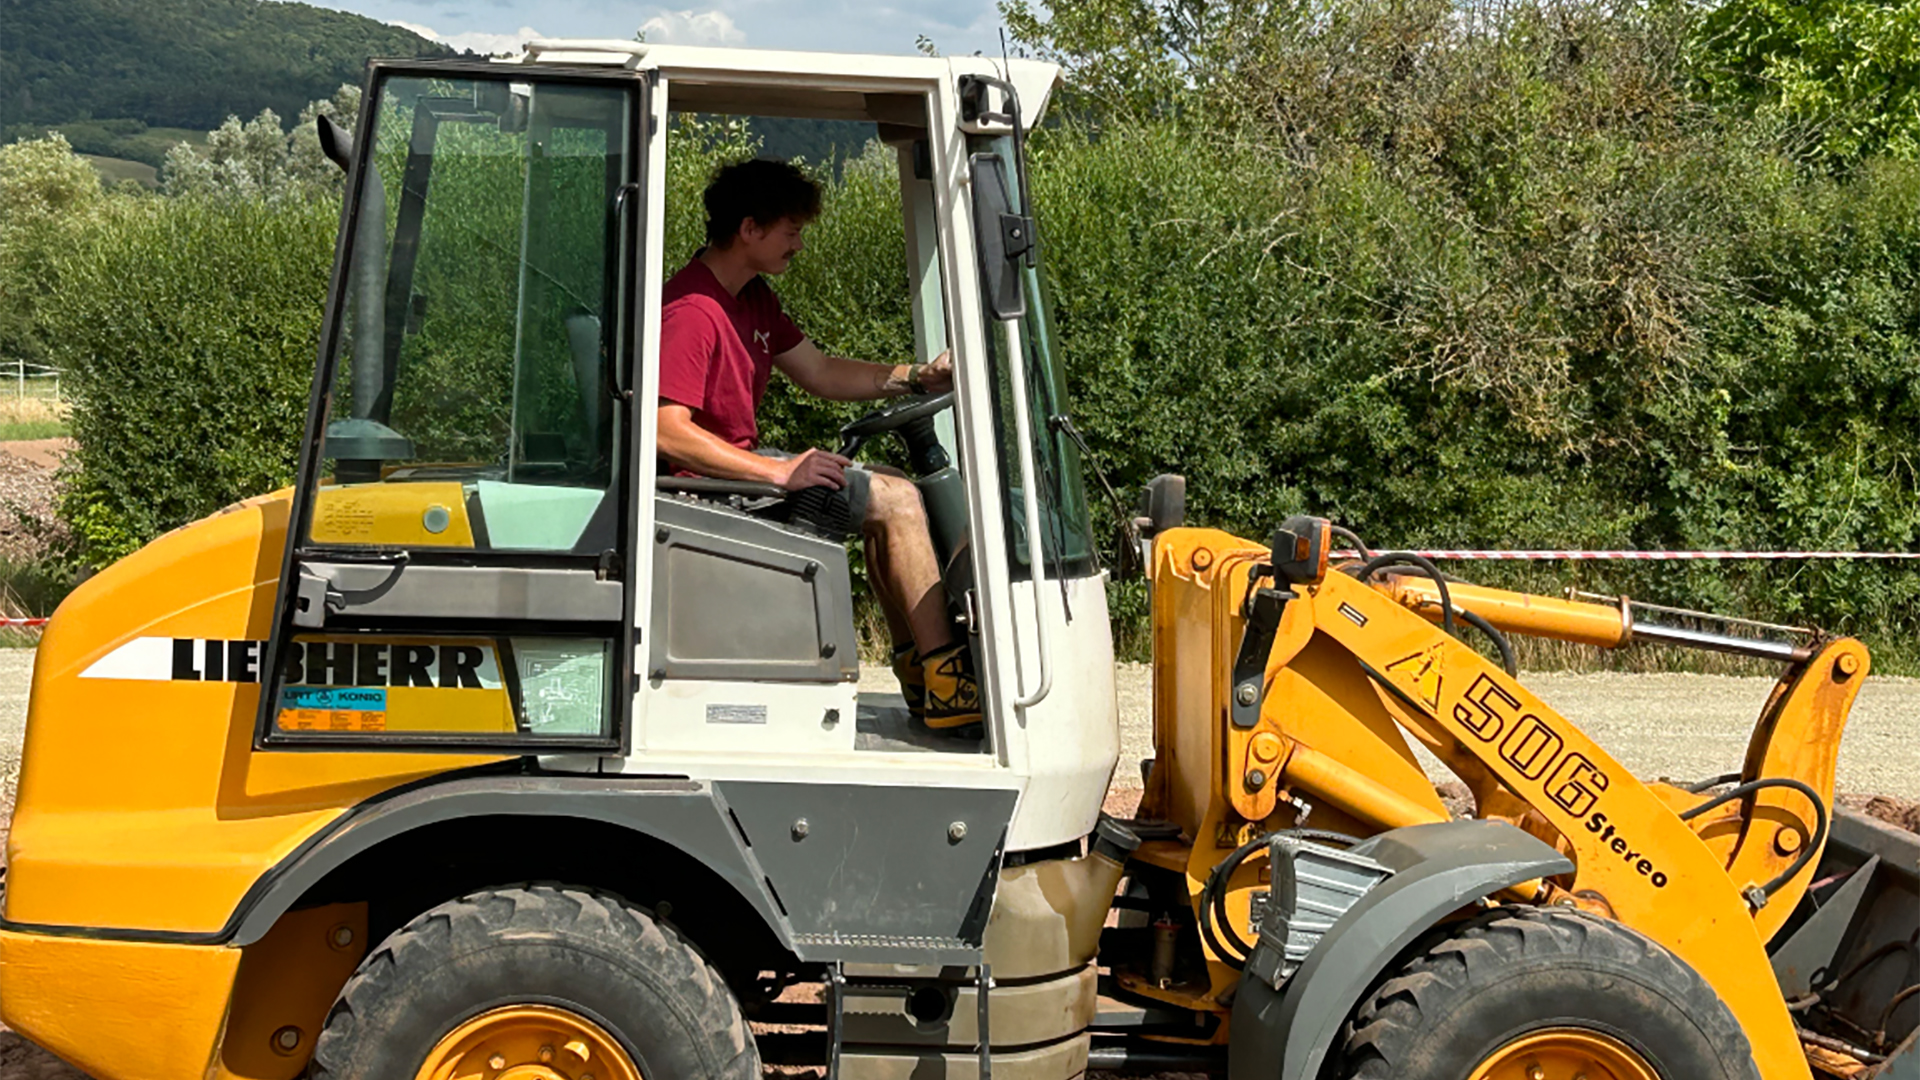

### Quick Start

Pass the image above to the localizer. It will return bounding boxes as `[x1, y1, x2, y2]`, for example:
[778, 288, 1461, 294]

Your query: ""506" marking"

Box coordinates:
[1453, 674, 1610, 816]
[1449, 672, 1669, 888]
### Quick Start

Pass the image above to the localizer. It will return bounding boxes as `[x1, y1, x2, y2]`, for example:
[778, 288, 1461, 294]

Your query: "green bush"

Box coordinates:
[46, 193, 336, 562]
[1693, 0, 1920, 165]
[1001, 0, 1920, 666]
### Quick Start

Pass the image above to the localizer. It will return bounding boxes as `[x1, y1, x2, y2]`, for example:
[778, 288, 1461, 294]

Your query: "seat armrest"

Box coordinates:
[656, 476, 788, 500]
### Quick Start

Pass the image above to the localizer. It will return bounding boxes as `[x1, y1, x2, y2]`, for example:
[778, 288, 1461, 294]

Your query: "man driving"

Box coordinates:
[656, 158, 979, 731]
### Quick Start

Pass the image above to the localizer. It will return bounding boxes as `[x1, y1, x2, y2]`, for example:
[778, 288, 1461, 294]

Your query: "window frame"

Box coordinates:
[966, 134, 1098, 583]
[255, 59, 649, 754]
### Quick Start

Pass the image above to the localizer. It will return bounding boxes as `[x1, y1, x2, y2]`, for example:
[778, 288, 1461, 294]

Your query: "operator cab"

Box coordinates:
[257, 44, 1117, 853]
[647, 84, 995, 753]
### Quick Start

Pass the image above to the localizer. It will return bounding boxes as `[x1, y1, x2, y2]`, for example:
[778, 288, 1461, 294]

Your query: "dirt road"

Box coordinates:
[871, 661, 1920, 799]
[0, 655, 1912, 1076]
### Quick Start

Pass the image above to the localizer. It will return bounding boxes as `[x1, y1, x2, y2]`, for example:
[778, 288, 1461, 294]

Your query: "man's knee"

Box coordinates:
[863, 471, 925, 526]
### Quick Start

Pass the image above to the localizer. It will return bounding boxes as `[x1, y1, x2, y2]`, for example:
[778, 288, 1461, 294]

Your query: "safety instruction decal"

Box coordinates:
[277, 686, 389, 732]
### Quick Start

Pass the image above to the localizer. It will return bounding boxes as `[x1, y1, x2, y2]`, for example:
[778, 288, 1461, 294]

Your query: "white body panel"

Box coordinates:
[998, 574, 1122, 848]
[639, 678, 858, 754]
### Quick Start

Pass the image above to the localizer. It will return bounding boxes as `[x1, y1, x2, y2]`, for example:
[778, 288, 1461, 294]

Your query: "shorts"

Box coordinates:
[755, 448, 871, 540]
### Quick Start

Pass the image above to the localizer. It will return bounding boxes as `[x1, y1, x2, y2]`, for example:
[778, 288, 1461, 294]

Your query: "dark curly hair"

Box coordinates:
[703, 158, 822, 248]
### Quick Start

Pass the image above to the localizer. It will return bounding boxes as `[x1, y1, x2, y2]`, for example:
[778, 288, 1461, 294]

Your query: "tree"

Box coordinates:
[160, 84, 357, 199]
[0, 135, 107, 371]
[1694, 0, 1920, 164]
[0, 134, 104, 223]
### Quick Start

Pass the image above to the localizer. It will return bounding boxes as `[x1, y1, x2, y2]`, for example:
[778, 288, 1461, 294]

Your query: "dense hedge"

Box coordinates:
[4, 0, 1917, 668]
[41, 193, 336, 556]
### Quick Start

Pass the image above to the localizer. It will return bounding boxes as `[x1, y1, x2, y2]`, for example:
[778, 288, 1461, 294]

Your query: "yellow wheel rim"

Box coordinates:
[1468, 1027, 1660, 1080]
[414, 1004, 643, 1080]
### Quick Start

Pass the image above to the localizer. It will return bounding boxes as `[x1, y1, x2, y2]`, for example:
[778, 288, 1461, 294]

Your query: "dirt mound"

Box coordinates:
[1839, 793, 1920, 834]
[0, 1033, 87, 1078]
[0, 439, 68, 560]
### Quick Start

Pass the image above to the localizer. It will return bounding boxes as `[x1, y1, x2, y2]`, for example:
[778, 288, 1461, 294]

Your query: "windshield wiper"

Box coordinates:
[1050, 412, 1140, 579]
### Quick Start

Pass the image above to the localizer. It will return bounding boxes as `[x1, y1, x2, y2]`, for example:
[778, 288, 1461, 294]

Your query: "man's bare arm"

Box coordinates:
[657, 404, 849, 490]
[774, 340, 953, 401]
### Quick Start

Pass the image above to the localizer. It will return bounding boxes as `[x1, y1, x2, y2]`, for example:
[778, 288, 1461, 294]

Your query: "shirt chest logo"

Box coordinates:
[752, 329, 772, 354]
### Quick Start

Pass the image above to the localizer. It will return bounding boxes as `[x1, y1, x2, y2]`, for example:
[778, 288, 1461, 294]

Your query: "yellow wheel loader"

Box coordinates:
[0, 41, 1911, 1080]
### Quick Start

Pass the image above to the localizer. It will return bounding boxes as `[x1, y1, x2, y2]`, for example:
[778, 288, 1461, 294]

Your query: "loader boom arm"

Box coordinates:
[1272, 570, 1818, 1078]
[1379, 572, 1868, 937]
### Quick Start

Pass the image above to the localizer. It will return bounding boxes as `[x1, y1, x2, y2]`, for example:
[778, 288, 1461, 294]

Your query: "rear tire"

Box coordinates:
[1339, 906, 1759, 1080]
[310, 883, 758, 1080]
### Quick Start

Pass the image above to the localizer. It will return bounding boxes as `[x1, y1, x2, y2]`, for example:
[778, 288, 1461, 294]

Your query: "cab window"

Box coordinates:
[312, 73, 634, 553]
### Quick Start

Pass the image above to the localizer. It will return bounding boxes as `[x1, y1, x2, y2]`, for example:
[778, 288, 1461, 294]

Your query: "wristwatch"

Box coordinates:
[906, 364, 926, 395]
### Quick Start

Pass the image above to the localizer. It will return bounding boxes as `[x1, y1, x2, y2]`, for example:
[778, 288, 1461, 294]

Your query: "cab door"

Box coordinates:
[256, 61, 646, 753]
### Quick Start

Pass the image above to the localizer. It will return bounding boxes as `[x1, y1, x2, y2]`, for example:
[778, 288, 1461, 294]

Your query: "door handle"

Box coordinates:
[291, 566, 344, 628]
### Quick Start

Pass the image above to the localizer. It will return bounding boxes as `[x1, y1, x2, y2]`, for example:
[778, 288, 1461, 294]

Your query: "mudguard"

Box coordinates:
[1229, 819, 1574, 1080]
[229, 773, 779, 946]
[223, 773, 1017, 966]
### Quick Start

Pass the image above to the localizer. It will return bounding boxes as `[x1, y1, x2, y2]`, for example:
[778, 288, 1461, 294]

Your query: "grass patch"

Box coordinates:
[0, 394, 69, 441]
[0, 554, 79, 645]
[144, 126, 207, 146]
[0, 554, 76, 616]
[0, 420, 67, 441]
[81, 153, 159, 188]
[6, 119, 207, 169]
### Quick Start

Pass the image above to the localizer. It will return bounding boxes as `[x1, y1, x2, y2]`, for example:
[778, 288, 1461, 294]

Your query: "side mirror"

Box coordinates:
[1127, 473, 1185, 577]
[969, 153, 1029, 321]
[1136, 474, 1186, 537]
[317, 114, 355, 174]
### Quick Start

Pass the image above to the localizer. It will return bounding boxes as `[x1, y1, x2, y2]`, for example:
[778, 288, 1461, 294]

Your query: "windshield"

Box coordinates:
[311, 72, 634, 552]
[969, 134, 1096, 580]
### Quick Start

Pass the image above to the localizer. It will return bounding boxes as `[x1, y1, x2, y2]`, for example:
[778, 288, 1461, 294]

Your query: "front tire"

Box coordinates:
[1339, 906, 1759, 1080]
[310, 884, 758, 1080]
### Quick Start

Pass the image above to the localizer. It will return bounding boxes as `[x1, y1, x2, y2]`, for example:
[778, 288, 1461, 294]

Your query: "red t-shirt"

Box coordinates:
[658, 257, 806, 451]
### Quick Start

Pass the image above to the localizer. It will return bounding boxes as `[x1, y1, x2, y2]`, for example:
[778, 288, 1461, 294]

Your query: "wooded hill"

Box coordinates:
[0, 0, 450, 133]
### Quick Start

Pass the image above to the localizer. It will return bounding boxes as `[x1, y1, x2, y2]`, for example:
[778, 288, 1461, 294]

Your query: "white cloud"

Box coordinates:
[637, 9, 746, 46]
[392, 19, 543, 57]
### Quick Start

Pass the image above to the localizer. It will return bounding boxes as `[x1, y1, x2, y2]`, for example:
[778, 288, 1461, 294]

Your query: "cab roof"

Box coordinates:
[515, 40, 1061, 131]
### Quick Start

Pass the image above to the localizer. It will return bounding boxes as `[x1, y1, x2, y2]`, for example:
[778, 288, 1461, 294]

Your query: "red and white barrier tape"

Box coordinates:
[0, 550, 1907, 631]
[1334, 549, 1920, 561]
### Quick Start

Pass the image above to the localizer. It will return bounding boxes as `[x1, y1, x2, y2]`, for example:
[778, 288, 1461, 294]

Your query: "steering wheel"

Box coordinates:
[837, 392, 954, 471]
[840, 392, 954, 440]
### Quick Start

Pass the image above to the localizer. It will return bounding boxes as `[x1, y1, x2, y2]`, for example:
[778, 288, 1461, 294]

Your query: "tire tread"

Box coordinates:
[1339, 906, 1757, 1080]
[310, 883, 756, 1080]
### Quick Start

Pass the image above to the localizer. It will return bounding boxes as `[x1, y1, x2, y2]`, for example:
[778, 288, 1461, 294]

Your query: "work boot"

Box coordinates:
[920, 643, 982, 732]
[891, 644, 925, 723]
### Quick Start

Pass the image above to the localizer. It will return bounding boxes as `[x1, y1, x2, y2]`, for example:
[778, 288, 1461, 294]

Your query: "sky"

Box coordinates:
[316, 0, 1018, 61]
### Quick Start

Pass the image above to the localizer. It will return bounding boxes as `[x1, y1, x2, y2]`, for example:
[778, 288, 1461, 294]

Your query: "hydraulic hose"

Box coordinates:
[1361, 552, 1457, 637]
[1684, 771, 1744, 794]
[1198, 828, 1362, 969]
[1458, 607, 1518, 675]
[1678, 776, 1829, 900]
[1330, 524, 1374, 560]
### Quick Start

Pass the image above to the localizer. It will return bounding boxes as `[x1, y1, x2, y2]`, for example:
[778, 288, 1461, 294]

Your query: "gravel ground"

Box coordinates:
[864, 661, 1920, 799]
[0, 655, 1910, 1078]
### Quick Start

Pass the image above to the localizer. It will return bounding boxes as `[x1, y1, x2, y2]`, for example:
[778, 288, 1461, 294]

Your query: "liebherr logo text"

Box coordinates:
[1451, 672, 1669, 888]
[170, 638, 490, 688]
